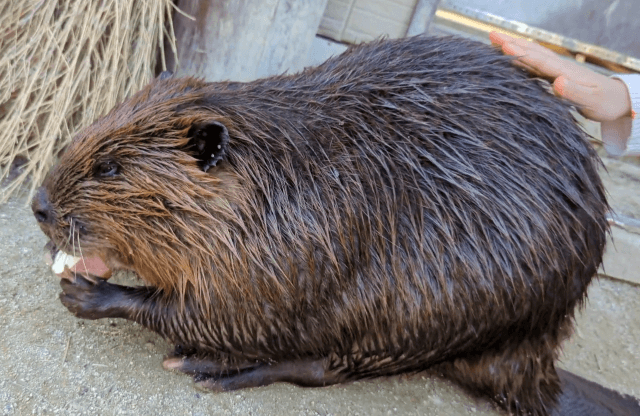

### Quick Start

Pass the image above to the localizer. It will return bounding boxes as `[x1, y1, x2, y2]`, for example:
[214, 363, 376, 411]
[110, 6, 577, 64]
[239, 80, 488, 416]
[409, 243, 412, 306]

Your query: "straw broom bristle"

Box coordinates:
[0, 0, 179, 203]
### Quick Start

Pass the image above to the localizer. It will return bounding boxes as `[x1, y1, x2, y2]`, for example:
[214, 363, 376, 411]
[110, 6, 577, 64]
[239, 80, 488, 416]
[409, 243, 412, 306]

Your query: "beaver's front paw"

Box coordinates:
[59, 274, 122, 320]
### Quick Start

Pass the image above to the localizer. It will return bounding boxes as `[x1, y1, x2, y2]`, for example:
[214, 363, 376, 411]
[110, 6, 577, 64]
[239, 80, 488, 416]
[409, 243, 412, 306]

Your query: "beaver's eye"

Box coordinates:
[95, 161, 119, 178]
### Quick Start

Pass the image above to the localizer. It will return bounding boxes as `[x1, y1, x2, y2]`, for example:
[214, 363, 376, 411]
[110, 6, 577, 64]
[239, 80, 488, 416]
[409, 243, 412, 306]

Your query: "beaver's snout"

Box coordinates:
[32, 186, 56, 229]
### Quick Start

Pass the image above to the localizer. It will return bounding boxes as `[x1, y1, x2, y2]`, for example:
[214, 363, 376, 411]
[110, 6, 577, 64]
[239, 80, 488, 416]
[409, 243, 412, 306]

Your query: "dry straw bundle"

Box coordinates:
[0, 0, 179, 203]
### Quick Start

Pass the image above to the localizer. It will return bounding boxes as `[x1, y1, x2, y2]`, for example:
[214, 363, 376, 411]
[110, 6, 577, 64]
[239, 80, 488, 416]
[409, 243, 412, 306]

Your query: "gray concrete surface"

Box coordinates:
[306, 36, 348, 67]
[168, 0, 329, 81]
[598, 157, 640, 285]
[1, 155, 639, 415]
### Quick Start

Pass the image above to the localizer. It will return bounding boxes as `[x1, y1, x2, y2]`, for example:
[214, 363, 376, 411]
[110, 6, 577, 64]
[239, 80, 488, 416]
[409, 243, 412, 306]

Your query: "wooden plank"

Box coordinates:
[406, 0, 440, 36]
[318, 0, 354, 40]
[343, 2, 414, 42]
[319, 0, 421, 44]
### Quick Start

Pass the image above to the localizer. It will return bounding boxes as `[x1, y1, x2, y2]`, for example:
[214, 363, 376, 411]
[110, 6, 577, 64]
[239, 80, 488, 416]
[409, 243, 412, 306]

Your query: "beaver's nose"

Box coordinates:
[32, 187, 56, 225]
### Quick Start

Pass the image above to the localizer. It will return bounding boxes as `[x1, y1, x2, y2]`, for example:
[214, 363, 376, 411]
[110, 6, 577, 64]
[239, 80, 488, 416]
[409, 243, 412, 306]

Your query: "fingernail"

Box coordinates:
[554, 77, 569, 96]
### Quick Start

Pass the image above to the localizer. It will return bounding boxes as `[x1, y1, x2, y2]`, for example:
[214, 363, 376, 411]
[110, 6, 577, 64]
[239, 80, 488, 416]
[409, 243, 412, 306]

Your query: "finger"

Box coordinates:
[508, 47, 575, 80]
[489, 32, 538, 49]
[60, 272, 94, 292]
[491, 33, 551, 59]
[553, 76, 595, 103]
[60, 276, 74, 292]
[489, 31, 514, 46]
[493, 41, 543, 74]
[492, 36, 590, 82]
[510, 60, 553, 79]
[59, 292, 78, 312]
[553, 76, 606, 119]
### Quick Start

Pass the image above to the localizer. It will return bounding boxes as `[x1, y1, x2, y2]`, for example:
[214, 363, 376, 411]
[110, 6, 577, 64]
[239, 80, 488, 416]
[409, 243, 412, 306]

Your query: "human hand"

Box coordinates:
[489, 32, 633, 122]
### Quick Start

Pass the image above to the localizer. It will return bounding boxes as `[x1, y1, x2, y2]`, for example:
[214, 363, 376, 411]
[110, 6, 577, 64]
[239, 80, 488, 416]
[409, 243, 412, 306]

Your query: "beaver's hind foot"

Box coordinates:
[163, 353, 259, 379]
[435, 339, 563, 416]
[186, 358, 340, 392]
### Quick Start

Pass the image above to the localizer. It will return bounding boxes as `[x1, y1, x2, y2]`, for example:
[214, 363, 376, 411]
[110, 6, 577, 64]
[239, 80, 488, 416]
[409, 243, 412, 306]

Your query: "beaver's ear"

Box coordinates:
[186, 122, 230, 171]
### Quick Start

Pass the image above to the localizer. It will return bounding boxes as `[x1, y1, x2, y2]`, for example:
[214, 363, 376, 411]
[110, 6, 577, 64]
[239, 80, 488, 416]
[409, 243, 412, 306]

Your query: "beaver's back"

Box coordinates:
[183, 36, 608, 365]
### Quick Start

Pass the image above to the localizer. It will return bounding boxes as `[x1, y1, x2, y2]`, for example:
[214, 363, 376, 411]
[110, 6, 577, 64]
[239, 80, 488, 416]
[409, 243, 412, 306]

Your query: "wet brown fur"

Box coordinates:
[37, 36, 609, 415]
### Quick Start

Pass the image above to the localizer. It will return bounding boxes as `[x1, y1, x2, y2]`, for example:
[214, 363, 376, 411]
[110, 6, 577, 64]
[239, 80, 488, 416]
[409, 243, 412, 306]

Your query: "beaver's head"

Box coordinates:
[32, 76, 247, 295]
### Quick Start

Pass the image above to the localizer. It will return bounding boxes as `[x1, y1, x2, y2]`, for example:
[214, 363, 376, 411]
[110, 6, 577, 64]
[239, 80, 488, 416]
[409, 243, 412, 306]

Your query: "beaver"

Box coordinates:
[32, 35, 613, 415]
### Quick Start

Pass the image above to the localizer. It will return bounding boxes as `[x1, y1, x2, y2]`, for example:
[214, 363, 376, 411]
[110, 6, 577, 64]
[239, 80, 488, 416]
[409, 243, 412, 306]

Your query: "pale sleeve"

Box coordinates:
[601, 74, 640, 156]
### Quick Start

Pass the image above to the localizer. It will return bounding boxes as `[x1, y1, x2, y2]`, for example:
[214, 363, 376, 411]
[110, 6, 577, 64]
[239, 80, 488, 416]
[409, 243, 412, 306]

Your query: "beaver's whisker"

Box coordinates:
[71, 220, 77, 259]
[76, 225, 87, 275]
[65, 217, 74, 253]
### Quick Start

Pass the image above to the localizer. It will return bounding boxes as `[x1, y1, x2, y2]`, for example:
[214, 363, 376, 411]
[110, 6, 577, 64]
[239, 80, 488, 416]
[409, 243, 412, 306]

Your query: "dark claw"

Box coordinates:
[60, 272, 95, 292]
[196, 378, 227, 392]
